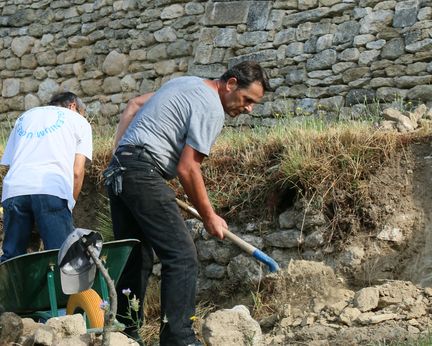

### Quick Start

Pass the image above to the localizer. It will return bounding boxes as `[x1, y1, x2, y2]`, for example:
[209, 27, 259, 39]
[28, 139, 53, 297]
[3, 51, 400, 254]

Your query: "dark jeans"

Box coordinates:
[0, 194, 73, 262]
[107, 147, 198, 346]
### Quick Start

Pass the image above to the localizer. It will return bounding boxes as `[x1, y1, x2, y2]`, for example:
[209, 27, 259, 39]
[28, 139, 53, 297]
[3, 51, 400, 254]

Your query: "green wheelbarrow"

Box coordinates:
[0, 239, 139, 329]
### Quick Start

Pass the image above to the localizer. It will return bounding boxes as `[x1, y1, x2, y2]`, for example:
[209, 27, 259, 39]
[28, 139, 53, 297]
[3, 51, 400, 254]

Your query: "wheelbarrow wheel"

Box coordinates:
[66, 289, 104, 328]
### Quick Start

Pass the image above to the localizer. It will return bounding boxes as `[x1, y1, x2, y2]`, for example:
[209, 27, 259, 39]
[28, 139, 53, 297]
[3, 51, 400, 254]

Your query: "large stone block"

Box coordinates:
[61, 77, 81, 95]
[146, 44, 168, 62]
[359, 10, 394, 34]
[393, 0, 419, 28]
[358, 49, 380, 66]
[154, 27, 177, 43]
[306, 49, 337, 71]
[214, 28, 237, 48]
[229, 50, 277, 66]
[407, 85, 432, 101]
[102, 50, 128, 76]
[247, 1, 272, 30]
[204, 1, 250, 26]
[406, 38, 432, 53]
[346, 88, 376, 106]
[203, 305, 262, 346]
[102, 76, 122, 93]
[376, 87, 408, 101]
[316, 34, 333, 52]
[11, 36, 34, 57]
[299, 0, 318, 10]
[286, 42, 304, 57]
[80, 79, 102, 96]
[394, 75, 432, 88]
[8, 8, 38, 27]
[2, 78, 20, 97]
[188, 63, 226, 79]
[284, 7, 329, 27]
[370, 78, 394, 88]
[238, 31, 268, 46]
[167, 39, 192, 58]
[339, 48, 360, 62]
[154, 59, 178, 76]
[334, 20, 360, 45]
[274, 28, 296, 46]
[265, 229, 304, 248]
[286, 68, 307, 85]
[381, 38, 405, 60]
[36, 51, 57, 66]
[161, 4, 184, 19]
[296, 22, 313, 41]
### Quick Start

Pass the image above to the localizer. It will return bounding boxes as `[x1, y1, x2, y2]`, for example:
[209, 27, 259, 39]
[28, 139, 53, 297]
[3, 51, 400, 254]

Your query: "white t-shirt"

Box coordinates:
[1, 106, 93, 211]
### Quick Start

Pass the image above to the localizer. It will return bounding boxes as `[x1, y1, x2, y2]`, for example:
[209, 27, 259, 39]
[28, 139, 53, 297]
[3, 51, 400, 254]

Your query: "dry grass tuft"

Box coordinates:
[204, 119, 404, 228]
[0, 118, 423, 244]
[2, 117, 411, 244]
[140, 277, 216, 345]
[87, 127, 116, 186]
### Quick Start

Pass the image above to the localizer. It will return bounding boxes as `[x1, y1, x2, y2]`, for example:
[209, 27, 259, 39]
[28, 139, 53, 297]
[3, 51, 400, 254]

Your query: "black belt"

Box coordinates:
[116, 145, 156, 161]
[116, 145, 145, 155]
[115, 145, 167, 178]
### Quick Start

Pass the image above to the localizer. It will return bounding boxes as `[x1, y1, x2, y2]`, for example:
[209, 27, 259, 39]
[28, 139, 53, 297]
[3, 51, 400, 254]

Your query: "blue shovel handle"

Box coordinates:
[176, 199, 280, 272]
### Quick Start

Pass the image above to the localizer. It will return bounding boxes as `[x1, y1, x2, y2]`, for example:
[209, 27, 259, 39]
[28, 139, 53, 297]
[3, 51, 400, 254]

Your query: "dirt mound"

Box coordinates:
[262, 260, 345, 315]
[257, 139, 432, 345]
[261, 264, 432, 345]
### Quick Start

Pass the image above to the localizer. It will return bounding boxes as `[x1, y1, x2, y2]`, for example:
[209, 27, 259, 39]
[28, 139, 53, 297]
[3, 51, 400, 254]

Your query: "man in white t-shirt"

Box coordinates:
[0, 92, 93, 262]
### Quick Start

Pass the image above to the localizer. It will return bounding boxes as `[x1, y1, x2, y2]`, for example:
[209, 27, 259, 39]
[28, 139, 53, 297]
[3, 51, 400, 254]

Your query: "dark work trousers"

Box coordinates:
[1, 194, 73, 262]
[107, 147, 198, 346]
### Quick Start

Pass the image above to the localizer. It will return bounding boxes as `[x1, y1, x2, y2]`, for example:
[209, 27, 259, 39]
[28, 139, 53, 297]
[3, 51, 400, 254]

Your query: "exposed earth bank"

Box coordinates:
[2, 139, 432, 345]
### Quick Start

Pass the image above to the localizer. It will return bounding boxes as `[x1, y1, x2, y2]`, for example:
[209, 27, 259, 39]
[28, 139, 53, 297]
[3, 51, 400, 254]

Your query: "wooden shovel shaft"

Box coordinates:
[176, 198, 280, 272]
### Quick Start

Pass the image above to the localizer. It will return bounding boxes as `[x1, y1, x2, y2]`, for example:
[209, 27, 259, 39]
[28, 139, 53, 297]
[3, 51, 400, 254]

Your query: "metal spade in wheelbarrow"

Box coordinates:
[176, 199, 280, 272]
[0, 229, 139, 344]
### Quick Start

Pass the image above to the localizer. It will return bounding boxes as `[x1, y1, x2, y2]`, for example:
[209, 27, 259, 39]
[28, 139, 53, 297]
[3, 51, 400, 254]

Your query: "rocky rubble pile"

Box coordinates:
[0, 313, 138, 346]
[264, 277, 432, 345]
[2, 261, 431, 346]
[203, 261, 432, 346]
[381, 104, 432, 132]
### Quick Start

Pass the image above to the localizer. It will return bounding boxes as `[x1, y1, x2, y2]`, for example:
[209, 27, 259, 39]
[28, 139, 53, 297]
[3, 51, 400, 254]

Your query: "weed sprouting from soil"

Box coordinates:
[95, 193, 115, 241]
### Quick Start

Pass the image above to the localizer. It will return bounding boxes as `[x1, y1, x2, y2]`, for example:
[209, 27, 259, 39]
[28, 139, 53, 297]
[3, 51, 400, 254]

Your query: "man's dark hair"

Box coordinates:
[220, 61, 272, 92]
[49, 92, 85, 114]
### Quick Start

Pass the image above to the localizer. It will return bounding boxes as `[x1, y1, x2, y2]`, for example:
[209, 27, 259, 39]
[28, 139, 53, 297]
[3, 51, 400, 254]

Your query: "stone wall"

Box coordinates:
[1, 0, 432, 127]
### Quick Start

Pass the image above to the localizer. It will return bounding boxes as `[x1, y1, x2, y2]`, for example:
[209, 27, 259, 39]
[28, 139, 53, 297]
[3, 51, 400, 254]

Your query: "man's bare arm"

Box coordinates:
[113, 93, 154, 149]
[177, 145, 226, 239]
[73, 153, 87, 201]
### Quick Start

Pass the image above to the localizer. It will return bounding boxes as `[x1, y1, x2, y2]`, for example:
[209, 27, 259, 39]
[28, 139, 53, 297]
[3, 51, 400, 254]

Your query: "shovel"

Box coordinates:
[176, 198, 280, 272]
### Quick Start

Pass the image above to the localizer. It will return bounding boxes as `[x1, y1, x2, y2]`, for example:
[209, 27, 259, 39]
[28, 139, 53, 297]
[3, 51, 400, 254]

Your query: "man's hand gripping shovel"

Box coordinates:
[176, 198, 280, 273]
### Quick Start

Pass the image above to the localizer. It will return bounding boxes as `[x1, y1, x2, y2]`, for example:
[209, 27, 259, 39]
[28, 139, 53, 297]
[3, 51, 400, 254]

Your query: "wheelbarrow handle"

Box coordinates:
[176, 198, 280, 272]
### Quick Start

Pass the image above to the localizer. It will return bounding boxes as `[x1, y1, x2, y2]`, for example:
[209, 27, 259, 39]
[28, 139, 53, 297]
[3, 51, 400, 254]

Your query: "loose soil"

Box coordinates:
[353, 139, 432, 287]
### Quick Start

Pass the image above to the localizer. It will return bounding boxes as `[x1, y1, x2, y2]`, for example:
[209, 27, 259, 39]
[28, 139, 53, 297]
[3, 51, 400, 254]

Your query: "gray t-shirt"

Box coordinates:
[119, 76, 225, 179]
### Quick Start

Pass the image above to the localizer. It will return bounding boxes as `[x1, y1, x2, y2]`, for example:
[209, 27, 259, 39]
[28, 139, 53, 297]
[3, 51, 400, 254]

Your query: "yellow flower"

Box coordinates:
[190, 315, 197, 321]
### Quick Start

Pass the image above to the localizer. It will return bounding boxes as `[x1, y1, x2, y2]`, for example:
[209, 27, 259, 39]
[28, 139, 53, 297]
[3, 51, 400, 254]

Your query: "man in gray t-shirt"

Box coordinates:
[105, 61, 271, 346]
